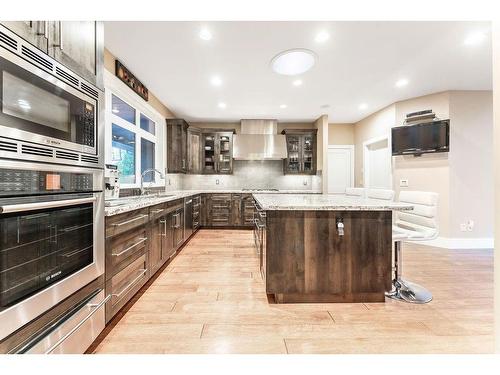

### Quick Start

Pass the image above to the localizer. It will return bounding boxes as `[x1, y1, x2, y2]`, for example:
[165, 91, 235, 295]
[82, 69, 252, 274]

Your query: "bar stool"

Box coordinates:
[345, 187, 366, 198]
[366, 188, 395, 201]
[386, 191, 439, 303]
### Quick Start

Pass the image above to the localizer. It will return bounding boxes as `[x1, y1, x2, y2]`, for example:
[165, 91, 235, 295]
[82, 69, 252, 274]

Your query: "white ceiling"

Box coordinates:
[104, 21, 492, 123]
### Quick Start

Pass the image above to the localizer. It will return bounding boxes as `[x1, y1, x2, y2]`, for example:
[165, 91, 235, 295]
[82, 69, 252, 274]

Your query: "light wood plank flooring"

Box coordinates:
[92, 229, 494, 354]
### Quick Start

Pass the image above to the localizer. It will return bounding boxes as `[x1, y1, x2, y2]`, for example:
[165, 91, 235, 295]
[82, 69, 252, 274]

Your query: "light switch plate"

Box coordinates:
[399, 179, 409, 187]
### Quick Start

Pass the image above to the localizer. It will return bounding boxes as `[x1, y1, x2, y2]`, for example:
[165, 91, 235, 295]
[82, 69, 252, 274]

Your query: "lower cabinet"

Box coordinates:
[202, 193, 255, 228]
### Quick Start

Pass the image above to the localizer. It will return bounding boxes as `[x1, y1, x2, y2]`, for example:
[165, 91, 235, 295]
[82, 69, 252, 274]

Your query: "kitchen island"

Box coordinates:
[252, 194, 413, 303]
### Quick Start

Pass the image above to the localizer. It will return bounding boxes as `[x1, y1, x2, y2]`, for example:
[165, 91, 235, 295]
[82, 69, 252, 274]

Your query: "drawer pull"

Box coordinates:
[113, 214, 148, 227]
[151, 208, 165, 214]
[112, 269, 147, 299]
[112, 237, 147, 257]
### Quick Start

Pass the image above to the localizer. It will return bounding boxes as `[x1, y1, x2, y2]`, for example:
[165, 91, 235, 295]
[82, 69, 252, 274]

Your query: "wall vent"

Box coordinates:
[21, 45, 53, 71]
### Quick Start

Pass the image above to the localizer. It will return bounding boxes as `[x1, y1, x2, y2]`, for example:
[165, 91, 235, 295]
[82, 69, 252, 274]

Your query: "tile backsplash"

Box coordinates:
[170, 160, 321, 191]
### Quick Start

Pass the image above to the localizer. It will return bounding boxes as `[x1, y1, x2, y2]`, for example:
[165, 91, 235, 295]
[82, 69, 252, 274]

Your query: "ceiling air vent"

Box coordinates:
[21, 45, 53, 71]
[21, 144, 53, 157]
[80, 82, 99, 99]
[0, 140, 18, 153]
[56, 150, 78, 161]
[81, 155, 99, 164]
[56, 67, 79, 86]
[0, 31, 17, 51]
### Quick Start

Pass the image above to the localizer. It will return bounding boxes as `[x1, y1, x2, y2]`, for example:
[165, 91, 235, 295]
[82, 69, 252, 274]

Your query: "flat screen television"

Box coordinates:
[392, 119, 449, 156]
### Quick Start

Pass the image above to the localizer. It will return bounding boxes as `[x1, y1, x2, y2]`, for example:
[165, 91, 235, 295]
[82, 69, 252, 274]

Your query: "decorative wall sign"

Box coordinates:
[115, 60, 149, 101]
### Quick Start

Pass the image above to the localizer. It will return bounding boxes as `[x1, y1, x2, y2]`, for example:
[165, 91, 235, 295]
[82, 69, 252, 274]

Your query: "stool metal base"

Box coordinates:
[385, 278, 433, 304]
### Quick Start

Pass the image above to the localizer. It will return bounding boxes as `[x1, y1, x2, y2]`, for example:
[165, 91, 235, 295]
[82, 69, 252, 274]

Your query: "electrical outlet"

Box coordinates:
[399, 179, 409, 187]
[167, 178, 171, 186]
[303, 179, 308, 186]
[460, 223, 467, 232]
[215, 179, 219, 185]
[467, 220, 474, 232]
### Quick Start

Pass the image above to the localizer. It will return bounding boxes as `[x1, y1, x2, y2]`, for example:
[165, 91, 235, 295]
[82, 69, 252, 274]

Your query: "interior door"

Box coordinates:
[328, 146, 354, 194]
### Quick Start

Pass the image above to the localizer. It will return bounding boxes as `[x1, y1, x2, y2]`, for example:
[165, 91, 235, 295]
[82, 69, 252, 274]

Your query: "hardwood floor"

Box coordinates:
[91, 229, 494, 354]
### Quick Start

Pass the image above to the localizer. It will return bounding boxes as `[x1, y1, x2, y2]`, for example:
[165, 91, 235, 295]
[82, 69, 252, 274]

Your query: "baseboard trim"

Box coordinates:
[409, 237, 494, 249]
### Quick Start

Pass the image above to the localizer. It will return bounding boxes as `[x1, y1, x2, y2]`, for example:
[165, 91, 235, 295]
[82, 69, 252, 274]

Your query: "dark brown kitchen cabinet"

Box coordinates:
[202, 132, 234, 174]
[187, 127, 202, 174]
[171, 207, 185, 250]
[149, 205, 171, 275]
[282, 129, 317, 175]
[231, 194, 242, 226]
[242, 194, 256, 226]
[208, 194, 232, 226]
[167, 119, 189, 173]
[0, 21, 49, 52]
[1, 21, 104, 88]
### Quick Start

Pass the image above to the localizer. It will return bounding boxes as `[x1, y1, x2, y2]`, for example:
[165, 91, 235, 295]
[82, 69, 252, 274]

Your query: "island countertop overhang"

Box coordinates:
[252, 193, 414, 211]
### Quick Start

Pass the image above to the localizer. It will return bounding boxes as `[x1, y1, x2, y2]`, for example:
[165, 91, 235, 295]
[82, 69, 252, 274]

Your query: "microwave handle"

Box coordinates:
[0, 196, 96, 214]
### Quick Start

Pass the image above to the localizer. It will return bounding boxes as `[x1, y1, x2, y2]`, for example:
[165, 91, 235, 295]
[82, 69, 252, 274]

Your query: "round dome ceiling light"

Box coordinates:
[271, 49, 317, 76]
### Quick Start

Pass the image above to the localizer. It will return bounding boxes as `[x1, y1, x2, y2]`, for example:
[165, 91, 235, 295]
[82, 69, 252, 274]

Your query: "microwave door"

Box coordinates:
[0, 52, 97, 156]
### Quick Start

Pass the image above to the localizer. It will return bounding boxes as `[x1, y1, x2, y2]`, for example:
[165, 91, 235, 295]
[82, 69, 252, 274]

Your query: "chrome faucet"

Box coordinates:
[140, 168, 165, 195]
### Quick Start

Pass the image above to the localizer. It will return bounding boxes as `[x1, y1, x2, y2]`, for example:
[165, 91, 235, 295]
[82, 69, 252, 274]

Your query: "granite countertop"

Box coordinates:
[252, 193, 414, 211]
[105, 189, 321, 216]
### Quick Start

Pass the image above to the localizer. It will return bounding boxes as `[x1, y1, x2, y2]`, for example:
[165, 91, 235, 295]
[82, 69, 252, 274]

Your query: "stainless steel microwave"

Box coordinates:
[0, 25, 103, 168]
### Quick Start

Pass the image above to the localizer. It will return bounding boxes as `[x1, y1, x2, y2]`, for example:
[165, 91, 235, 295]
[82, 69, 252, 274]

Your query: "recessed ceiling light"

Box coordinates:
[210, 76, 222, 86]
[218, 102, 227, 109]
[199, 28, 212, 41]
[395, 78, 409, 88]
[359, 103, 368, 110]
[292, 79, 303, 87]
[315, 31, 330, 43]
[271, 49, 317, 76]
[280, 104, 287, 109]
[464, 31, 486, 46]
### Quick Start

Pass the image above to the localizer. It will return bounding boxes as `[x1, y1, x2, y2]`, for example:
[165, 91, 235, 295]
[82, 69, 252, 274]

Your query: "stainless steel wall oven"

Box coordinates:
[0, 160, 105, 343]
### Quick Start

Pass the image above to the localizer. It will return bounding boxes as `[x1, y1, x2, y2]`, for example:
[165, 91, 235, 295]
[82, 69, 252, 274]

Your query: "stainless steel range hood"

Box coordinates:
[233, 119, 287, 160]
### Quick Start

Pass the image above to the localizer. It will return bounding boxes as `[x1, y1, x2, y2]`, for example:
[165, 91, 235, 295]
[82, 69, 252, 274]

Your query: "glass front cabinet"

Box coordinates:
[282, 129, 317, 175]
[202, 131, 233, 174]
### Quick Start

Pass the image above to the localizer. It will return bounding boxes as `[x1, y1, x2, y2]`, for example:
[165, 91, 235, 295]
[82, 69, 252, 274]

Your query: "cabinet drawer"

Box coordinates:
[211, 217, 230, 226]
[211, 194, 232, 201]
[106, 208, 149, 238]
[149, 203, 168, 220]
[106, 253, 148, 322]
[106, 226, 148, 280]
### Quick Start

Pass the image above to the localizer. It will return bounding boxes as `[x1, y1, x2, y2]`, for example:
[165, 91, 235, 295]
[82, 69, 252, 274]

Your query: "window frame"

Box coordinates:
[104, 70, 164, 189]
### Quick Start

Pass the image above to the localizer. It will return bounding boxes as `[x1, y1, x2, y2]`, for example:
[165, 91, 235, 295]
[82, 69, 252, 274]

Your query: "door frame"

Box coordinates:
[327, 145, 355, 194]
[362, 134, 393, 189]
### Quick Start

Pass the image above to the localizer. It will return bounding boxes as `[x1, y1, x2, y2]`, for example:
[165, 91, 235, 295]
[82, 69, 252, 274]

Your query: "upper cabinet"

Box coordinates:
[187, 127, 202, 174]
[166, 119, 189, 174]
[282, 129, 317, 175]
[0, 21, 104, 89]
[202, 131, 233, 174]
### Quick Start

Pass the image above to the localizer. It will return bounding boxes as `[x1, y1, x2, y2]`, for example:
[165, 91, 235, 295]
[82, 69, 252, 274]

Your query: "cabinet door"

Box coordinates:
[162, 214, 175, 260]
[1, 21, 48, 53]
[149, 216, 163, 275]
[49, 21, 97, 85]
[172, 209, 184, 249]
[231, 195, 242, 226]
[217, 133, 233, 174]
[187, 129, 202, 174]
[167, 120, 188, 173]
[301, 134, 316, 174]
[284, 135, 301, 174]
[202, 133, 217, 174]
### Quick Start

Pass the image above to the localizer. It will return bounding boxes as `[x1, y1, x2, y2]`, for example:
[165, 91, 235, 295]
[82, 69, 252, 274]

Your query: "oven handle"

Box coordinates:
[44, 294, 111, 354]
[0, 196, 97, 214]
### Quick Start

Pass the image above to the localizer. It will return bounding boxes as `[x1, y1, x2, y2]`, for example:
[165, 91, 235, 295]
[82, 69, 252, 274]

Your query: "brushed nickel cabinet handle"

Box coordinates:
[112, 237, 147, 257]
[112, 214, 148, 227]
[112, 269, 147, 299]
